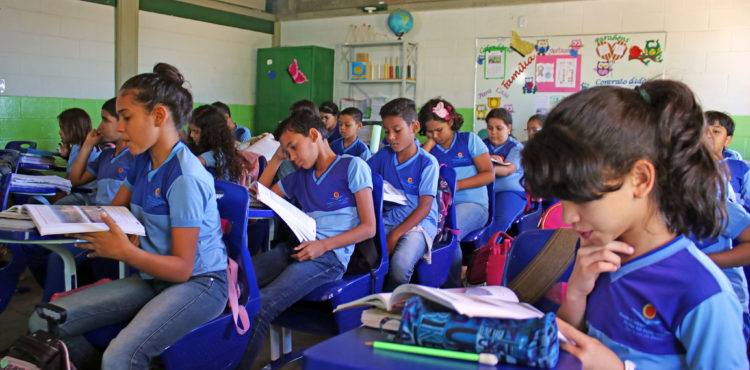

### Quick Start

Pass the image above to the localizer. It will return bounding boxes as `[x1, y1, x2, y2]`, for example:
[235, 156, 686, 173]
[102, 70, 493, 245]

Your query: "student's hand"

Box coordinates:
[557, 318, 625, 370]
[292, 240, 328, 262]
[386, 230, 404, 256]
[83, 129, 103, 148]
[567, 241, 634, 301]
[421, 138, 436, 152]
[69, 212, 134, 261]
[58, 142, 71, 158]
[490, 154, 505, 164]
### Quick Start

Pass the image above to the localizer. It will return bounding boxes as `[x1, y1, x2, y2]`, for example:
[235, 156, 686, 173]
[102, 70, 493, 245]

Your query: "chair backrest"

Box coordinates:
[371, 173, 388, 278]
[4, 141, 36, 152]
[214, 180, 259, 306]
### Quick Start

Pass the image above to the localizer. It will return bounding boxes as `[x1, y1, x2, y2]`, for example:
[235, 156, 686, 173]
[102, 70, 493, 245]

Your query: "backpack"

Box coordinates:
[234, 150, 261, 189]
[433, 166, 458, 244]
[1, 303, 75, 370]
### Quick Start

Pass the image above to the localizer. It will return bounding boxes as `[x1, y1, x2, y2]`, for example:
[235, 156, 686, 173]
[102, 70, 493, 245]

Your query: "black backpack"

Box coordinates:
[2, 303, 75, 370]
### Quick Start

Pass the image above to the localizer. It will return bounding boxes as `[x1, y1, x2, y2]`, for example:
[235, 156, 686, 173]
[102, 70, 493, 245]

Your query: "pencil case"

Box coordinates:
[397, 296, 559, 368]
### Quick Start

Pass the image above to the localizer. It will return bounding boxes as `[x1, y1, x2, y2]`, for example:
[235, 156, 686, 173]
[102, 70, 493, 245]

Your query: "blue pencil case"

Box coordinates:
[397, 296, 559, 368]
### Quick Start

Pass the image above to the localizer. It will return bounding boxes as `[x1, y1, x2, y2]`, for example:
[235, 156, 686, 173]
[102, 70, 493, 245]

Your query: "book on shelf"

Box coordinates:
[10, 173, 71, 193]
[24, 205, 146, 236]
[334, 283, 543, 320]
[382, 180, 407, 205]
[237, 134, 280, 161]
[249, 182, 316, 242]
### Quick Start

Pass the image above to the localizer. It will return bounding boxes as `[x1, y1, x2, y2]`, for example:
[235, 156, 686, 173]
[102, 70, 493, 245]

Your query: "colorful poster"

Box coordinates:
[484, 46, 507, 79]
[535, 54, 582, 93]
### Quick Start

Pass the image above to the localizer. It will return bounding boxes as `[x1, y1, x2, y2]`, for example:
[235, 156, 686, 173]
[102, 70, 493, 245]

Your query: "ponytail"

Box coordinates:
[120, 62, 193, 129]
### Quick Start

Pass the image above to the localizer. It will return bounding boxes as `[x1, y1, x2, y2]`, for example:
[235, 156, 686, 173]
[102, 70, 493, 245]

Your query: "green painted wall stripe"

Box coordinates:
[81, 0, 274, 34]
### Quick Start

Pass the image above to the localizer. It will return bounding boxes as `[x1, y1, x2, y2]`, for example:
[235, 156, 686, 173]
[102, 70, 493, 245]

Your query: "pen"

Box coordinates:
[366, 341, 499, 366]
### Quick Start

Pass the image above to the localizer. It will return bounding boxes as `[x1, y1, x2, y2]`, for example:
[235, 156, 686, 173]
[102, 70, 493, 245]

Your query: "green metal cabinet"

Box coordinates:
[255, 46, 334, 135]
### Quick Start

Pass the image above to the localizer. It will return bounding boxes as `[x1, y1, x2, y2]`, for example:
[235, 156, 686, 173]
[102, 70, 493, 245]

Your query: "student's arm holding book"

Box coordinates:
[492, 155, 517, 177]
[68, 130, 100, 186]
[385, 161, 438, 254]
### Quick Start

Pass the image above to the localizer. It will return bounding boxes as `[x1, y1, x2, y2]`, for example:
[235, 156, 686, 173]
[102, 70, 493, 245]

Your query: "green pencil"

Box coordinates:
[366, 341, 499, 365]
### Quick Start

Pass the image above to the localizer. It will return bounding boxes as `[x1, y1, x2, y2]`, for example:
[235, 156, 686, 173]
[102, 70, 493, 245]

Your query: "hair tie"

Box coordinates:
[635, 85, 651, 105]
[432, 102, 451, 121]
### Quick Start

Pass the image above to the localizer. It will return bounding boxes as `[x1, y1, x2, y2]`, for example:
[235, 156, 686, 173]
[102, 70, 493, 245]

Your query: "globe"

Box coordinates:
[388, 9, 413, 39]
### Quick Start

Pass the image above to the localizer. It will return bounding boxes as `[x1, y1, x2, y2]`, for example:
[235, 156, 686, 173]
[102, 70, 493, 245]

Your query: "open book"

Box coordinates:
[0, 205, 36, 231]
[250, 182, 316, 242]
[237, 134, 281, 161]
[24, 205, 146, 236]
[334, 283, 544, 320]
[382, 180, 408, 205]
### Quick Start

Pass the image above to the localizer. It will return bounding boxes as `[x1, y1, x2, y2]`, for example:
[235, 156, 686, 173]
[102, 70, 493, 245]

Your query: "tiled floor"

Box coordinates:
[1, 269, 332, 370]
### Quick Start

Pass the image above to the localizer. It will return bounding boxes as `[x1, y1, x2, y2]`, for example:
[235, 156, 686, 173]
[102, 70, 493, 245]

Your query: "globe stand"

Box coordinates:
[396, 32, 405, 40]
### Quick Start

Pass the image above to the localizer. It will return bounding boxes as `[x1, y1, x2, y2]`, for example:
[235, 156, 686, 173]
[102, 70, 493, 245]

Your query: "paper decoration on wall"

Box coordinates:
[594, 35, 629, 76]
[475, 104, 488, 119]
[581, 82, 590, 90]
[487, 97, 501, 109]
[510, 31, 535, 56]
[477, 53, 485, 65]
[536, 54, 582, 92]
[503, 104, 514, 114]
[484, 46, 507, 79]
[288, 59, 308, 84]
[522, 77, 537, 94]
[628, 40, 663, 65]
[595, 60, 612, 76]
[268, 70, 276, 80]
[535, 39, 550, 55]
[569, 39, 583, 57]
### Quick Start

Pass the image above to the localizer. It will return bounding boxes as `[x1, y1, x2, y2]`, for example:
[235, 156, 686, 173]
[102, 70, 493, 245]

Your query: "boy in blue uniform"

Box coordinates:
[330, 107, 372, 161]
[523, 81, 747, 368]
[212, 101, 251, 142]
[241, 109, 376, 366]
[706, 110, 750, 209]
[368, 98, 439, 291]
[706, 110, 743, 161]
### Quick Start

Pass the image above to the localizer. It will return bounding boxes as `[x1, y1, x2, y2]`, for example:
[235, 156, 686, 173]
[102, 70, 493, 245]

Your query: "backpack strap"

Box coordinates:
[227, 257, 250, 335]
[507, 228, 579, 304]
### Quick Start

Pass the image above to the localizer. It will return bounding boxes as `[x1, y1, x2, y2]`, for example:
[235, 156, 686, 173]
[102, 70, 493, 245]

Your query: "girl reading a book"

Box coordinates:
[241, 109, 375, 366]
[28, 63, 229, 370]
[522, 81, 747, 368]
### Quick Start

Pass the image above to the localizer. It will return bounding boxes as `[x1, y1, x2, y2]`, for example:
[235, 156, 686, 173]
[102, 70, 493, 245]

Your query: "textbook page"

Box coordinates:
[25, 205, 146, 236]
[239, 134, 280, 161]
[382, 180, 408, 205]
[254, 182, 316, 242]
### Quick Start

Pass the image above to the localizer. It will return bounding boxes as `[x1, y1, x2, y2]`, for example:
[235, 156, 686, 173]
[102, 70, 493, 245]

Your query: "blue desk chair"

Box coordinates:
[0, 244, 26, 314]
[460, 181, 496, 249]
[267, 173, 389, 365]
[513, 205, 543, 235]
[501, 229, 578, 313]
[84, 181, 261, 369]
[0, 174, 55, 211]
[412, 166, 459, 287]
[4, 141, 36, 152]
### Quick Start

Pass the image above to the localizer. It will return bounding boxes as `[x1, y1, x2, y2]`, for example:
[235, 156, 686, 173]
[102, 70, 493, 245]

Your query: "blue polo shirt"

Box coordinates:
[233, 125, 252, 142]
[367, 146, 438, 237]
[483, 136, 525, 194]
[427, 132, 488, 209]
[86, 147, 135, 205]
[125, 141, 227, 278]
[586, 236, 747, 369]
[724, 158, 750, 210]
[331, 137, 372, 161]
[278, 155, 372, 267]
[723, 148, 743, 161]
[327, 123, 342, 143]
[68, 144, 101, 192]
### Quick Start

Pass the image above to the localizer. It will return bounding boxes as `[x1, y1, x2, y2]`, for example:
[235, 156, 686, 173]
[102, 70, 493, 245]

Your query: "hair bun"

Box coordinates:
[153, 62, 185, 85]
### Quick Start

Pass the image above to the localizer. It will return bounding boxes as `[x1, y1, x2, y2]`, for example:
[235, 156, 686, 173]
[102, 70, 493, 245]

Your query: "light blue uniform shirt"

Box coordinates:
[587, 236, 748, 369]
[233, 125, 252, 142]
[427, 132, 489, 209]
[279, 155, 372, 267]
[125, 141, 227, 279]
[483, 136, 525, 193]
[68, 144, 101, 192]
[367, 146, 438, 237]
[723, 147, 743, 161]
[331, 137, 372, 162]
[86, 147, 135, 205]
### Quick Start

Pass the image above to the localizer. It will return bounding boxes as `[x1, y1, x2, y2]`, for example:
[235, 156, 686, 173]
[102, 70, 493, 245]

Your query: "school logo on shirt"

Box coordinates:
[642, 303, 657, 320]
[118, 167, 124, 173]
[407, 177, 413, 183]
[333, 191, 340, 199]
[155, 187, 161, 196]
[457, 152, 464, 158]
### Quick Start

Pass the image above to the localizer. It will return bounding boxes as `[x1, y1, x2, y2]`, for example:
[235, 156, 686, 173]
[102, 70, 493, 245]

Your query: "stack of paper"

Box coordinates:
[252, 182, 316, 242]
[10, 173, 71, 193]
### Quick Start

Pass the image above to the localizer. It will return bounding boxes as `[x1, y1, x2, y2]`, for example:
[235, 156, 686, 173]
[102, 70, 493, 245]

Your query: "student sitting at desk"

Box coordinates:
[241, 109, 375, 366]
[367, 98, 438, 291]
[523, 81, 748, 368]
[54, 108, 102, 205]
[188, 104, 246, 183]
[331, 107, 371, 161]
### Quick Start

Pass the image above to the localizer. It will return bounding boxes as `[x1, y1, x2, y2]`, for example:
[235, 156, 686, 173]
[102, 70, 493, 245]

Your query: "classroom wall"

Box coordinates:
[0, 0, 270, 151]
[280, 0, 750, 154]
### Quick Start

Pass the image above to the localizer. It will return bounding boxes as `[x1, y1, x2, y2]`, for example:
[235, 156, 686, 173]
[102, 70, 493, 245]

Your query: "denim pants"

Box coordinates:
[384, 226, 428, 291]
[444, 202, 488, 288]
[28, 272, 228, 370]
[493, 191, 527, 233]
[240, 242, 345, 367]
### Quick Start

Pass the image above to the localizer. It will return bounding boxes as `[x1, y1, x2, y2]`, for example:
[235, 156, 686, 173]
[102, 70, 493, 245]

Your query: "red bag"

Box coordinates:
[466, 231, 512, 285]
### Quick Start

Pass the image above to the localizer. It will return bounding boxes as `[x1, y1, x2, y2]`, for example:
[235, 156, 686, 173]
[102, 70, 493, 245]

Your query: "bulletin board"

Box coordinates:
[473, 32, 666, 139]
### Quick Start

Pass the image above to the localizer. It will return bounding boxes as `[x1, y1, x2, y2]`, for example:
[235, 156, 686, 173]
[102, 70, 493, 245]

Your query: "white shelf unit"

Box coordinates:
[340, 40, 418, 105]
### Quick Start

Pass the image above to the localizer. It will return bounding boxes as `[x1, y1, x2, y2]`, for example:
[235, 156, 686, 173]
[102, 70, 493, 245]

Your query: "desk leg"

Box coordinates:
[35, 243, 77, 291]
[119, 261, 127, 279]
[270, 325, 281, 360]
[267, 218, 275, 252]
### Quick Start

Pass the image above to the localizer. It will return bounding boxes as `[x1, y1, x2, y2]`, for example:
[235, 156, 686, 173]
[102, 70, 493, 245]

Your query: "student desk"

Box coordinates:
[0, 228, 87, 291]
[303, 327, 582, 370]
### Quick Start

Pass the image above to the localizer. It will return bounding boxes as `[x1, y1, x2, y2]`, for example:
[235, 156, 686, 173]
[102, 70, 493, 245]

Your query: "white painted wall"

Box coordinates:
[0, 0, 271, 104]
[280, 0, 750, 114]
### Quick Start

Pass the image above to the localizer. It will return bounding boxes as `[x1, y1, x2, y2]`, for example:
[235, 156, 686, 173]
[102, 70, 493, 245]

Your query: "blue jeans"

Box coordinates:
[493, 191, 527, 233]
[384, 227, 427, 291]
[28, 272, 228, 370]
[240, 242, 345, 367]
[445, 202, 488, 288]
